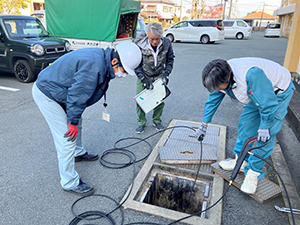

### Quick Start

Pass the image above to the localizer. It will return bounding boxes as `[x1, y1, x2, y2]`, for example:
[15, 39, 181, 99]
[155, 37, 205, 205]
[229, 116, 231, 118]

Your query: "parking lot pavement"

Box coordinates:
[0, 31, 299, 225]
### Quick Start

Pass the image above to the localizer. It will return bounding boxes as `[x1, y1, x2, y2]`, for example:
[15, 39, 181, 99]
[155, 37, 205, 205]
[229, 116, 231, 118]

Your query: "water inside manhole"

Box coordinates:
[142, 172, 211, 217]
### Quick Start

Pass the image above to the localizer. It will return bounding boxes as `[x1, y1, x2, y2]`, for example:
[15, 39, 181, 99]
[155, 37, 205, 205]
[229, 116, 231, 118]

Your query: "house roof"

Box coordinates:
[244, 11, 276, 19]
[141, 0, 176, 6]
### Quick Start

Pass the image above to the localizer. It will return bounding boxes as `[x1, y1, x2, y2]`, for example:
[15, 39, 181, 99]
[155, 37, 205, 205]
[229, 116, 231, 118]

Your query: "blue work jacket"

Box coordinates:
[36, 48, 115, 125]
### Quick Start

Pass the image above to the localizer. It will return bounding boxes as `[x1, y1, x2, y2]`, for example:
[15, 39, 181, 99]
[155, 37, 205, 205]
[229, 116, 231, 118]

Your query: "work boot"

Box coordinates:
[64, 179, 95, 196]
[75, 152, 99, 162]
[153, 123, 164, 131]
[135, 125, 145, 134]
[219, 155, 248, 173]
[241, 169, 260, 194]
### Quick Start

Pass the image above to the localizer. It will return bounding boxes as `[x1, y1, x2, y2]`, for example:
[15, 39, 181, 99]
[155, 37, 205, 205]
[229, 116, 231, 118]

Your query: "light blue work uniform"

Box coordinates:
[32, 48, 115, 190]
[203, 58, 295, 178]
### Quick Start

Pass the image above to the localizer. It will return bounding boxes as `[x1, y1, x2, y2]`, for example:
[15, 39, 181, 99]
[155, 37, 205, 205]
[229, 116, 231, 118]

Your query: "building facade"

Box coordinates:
[274, 0, 297, 38]
[243, 11, 277, 30]
[283, 0, 299, 76]
[140, 0, 176, 23]
[19, 0, 44, 15]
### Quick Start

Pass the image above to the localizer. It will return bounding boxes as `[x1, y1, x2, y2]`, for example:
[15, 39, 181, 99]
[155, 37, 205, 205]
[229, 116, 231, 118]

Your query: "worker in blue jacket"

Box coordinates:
[32, 42, 142, 196]
[195, 58, 295, 194]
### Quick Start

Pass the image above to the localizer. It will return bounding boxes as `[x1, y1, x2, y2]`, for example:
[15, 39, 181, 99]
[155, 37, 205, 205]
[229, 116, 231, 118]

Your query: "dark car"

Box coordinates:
[135, 18, 146, 39]
[0, 14, 70, 83]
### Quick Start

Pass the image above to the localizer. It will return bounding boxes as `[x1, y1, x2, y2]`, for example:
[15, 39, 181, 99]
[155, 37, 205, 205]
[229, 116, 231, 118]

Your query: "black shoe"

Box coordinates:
[135, 125, 145, 134]
[64, 179, 95, 196]
[75, 152, 99, 162]
[153, 123, 164, 131]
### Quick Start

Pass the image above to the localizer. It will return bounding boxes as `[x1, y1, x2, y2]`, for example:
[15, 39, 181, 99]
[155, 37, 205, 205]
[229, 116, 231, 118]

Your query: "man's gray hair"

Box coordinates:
[146, 23, 164, 37]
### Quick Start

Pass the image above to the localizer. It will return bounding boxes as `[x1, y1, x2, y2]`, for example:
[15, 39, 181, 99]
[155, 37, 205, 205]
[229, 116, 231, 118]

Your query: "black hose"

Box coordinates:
[69, 194, 125, 225]
[69, 126, 295, 225]
[251, 153, 295, 225]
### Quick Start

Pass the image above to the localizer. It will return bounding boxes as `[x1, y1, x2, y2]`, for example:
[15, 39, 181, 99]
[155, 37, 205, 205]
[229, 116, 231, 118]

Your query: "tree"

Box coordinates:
[172, 15, 179, 23]
[0, 0, 30, 15]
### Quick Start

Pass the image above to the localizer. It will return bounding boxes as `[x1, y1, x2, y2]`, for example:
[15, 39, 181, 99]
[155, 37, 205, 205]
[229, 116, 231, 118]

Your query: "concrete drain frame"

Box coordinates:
[122, 119, 226, 225]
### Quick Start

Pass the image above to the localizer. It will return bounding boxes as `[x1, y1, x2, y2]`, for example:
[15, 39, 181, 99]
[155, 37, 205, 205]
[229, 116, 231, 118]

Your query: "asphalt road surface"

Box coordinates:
[0, 31, 299, 225]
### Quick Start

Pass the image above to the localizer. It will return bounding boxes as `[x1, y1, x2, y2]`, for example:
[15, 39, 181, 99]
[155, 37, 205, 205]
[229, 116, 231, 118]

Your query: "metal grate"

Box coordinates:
[168, 121, 220, 146]
[159, 145, 217, 164]
[46, 46, 65, 54]
[211, 161, 283, 204]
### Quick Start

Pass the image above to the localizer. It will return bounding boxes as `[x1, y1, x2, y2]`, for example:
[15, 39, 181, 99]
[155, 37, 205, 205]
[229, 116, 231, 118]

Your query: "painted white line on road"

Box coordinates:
[0, 86, 20, 92]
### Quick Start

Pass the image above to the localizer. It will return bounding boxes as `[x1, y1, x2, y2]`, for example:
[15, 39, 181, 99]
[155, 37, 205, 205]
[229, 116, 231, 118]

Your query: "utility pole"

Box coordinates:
[228, 0, 233, 19]
[192, 0, 195, 19]
[192, 0, 199, 19]
[259, 3, 266, 30]
[180, 0, 184, 21]
[222, 0, 228, 19]
[200, 0, 205, 19]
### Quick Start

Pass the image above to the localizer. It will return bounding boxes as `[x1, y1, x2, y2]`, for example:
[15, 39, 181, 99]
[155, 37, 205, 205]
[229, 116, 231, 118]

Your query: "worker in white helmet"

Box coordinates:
[32, 42, 142, 196]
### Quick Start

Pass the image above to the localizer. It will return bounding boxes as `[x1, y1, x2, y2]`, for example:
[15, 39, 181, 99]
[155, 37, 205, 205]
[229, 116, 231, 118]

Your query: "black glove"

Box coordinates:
[141, 76, 154, 90]
[161, 72, 169, 85]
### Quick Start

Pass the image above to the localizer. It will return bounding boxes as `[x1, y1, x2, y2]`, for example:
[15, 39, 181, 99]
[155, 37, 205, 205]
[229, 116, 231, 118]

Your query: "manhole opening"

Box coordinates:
[142, 172, 211, 218]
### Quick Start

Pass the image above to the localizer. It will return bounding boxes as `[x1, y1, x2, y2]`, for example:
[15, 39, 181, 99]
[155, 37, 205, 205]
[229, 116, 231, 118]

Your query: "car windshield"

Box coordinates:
[4, 18, 49, 39]
[137, 18, 146, 31]
[268, 24, 281, 29]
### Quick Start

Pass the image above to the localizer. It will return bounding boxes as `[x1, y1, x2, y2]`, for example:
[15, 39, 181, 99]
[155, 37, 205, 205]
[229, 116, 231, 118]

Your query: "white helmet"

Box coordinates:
[116, 42, 142, 76]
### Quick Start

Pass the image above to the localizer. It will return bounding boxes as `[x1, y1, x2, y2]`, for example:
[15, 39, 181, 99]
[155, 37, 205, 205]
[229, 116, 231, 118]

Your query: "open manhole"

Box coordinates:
[140, 172, 211, 218]
[122, 119, 226, 225]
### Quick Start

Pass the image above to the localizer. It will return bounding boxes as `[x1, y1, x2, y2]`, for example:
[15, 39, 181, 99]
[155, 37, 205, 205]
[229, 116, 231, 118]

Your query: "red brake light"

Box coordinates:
[213, 24, 222, 31]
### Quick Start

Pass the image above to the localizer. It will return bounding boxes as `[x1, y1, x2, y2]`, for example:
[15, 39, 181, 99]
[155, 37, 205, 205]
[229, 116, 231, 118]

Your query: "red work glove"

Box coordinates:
[64, 123, 78, 142]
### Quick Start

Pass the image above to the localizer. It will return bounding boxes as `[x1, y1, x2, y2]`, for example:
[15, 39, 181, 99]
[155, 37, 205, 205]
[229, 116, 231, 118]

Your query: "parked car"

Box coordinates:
[0, 15, 70, 83]
[136, 18, 146, 39]
[223, 19, 252, 39]
[164, 19, 224, 44]
[30, 10, 46, 28]
[264, 23, 281, 38]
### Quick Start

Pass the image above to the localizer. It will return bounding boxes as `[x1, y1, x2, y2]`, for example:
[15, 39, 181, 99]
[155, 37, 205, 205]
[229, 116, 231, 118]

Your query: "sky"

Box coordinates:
[173, 0, 282, 17]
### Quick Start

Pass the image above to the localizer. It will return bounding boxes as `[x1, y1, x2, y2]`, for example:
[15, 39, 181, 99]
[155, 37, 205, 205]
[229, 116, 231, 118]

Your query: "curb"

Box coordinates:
[286, 81, 300, 142]
[271, 142, 300, 225]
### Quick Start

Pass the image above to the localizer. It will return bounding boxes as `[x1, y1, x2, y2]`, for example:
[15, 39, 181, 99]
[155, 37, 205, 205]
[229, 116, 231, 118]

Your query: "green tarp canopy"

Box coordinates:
[45, 0, 140, 41]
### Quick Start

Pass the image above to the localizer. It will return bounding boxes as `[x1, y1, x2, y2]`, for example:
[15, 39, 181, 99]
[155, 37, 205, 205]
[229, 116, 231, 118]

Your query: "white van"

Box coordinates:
[30, 10, 46, 28]
[164, 19, 225, 44]
[264, 23, 281, 37]
[223, 20, 252, 39]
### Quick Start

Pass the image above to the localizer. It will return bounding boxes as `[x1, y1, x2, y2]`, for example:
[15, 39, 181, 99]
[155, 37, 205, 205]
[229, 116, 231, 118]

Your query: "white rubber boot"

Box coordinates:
[219, 155, 248, 172]
[241, 169, 260, 194]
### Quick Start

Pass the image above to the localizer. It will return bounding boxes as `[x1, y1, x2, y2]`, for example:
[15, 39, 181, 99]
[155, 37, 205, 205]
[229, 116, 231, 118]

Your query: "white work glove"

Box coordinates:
[195, 122, 208, 141]
[257, 128, 270, 142]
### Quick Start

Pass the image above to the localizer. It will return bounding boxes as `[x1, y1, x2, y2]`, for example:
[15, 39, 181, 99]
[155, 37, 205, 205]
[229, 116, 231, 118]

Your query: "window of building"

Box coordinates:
[147, 5, 156, 13]
[163, 6, 169, 12]
[288, 15, 293, 31]
[33, 3, 45, 10]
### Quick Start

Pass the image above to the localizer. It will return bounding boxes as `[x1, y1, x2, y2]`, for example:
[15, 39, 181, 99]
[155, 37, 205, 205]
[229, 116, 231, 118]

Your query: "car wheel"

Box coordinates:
[166, 34, 174, 42]
[200, 35, 210, 44]
[236, 32, 244, 39]
[14, 60, 36, 83]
